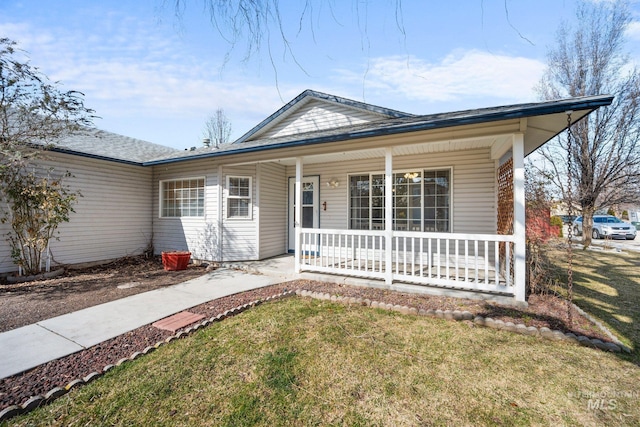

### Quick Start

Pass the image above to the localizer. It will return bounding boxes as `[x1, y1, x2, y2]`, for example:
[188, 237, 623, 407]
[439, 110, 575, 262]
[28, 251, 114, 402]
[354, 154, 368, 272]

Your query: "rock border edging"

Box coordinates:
[0, 290, 295, 423]
[2, 288, 632, 422]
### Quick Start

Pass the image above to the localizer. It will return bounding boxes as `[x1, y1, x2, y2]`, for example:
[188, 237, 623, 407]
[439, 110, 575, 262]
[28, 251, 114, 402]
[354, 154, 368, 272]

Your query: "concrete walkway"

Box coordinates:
[0, 253, 519, 380]
[0, 267, 292, 380]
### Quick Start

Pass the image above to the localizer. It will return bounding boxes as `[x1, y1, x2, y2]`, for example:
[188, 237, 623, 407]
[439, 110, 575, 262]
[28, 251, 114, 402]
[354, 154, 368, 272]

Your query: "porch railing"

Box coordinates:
[298, 228, 516, 295]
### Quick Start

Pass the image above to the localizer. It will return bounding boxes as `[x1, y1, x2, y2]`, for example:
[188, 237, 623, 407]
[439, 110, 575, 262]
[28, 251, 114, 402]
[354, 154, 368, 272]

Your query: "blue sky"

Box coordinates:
[2, 0, 640, 150]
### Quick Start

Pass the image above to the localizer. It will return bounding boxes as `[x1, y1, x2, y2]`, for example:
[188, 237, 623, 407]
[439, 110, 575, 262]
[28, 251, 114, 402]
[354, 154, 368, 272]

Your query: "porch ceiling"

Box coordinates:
[254, 134, 510, 166]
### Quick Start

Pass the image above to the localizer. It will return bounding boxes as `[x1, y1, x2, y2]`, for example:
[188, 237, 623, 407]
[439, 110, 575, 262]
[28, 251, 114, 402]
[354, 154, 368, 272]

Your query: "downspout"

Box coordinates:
[150, 166, 156, 257]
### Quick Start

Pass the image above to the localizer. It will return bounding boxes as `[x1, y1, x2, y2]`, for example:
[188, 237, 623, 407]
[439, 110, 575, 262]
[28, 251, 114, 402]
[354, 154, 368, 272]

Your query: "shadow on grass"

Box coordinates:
[546, 245, 640, 365]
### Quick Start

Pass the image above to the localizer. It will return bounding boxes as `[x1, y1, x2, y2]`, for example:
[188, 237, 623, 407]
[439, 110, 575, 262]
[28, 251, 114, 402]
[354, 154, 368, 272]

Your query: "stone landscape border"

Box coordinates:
[0, 291, 295, 422]
[0, 288, 632, 422]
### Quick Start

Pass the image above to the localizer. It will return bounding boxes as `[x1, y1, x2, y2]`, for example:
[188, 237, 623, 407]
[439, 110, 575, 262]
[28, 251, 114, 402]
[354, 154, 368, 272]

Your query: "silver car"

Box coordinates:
[572, 215, 637, 240]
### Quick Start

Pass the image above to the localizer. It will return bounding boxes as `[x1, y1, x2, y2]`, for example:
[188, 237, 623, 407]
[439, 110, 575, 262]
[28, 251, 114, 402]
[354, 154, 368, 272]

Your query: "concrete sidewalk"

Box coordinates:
[0, 267, 290, 380]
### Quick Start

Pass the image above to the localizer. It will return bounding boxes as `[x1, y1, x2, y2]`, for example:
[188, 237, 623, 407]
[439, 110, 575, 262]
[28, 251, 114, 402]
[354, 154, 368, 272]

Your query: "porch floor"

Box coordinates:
[222, 255, 521, 306]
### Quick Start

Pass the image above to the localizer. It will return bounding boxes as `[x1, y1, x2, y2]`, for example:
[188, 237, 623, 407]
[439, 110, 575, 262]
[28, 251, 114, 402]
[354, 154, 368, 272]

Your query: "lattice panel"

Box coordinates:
[497, 158, 514, 282]
[497, 158, 514, 235]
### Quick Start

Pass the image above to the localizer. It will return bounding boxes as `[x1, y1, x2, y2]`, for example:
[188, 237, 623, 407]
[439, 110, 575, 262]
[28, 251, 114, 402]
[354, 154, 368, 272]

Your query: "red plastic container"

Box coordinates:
[161, 251, 191, 271]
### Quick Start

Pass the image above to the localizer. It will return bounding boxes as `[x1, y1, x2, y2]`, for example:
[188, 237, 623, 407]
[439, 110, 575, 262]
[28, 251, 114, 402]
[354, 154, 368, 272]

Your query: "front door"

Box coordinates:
[288, 176, 320, 252]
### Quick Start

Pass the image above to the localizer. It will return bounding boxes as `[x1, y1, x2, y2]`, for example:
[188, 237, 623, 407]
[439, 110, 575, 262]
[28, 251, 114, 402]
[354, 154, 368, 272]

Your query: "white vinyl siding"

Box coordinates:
[259, 99, 385, 140]
[152, 159, 219, 261]
[287, 148, 496, 235]
[222, 165, 258, 261]
[257, 162, 287, 259]
[0, 153, 153, 274]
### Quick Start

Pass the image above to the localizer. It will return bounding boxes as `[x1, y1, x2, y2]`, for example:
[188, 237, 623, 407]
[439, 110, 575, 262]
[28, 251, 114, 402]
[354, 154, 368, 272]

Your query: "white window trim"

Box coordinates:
[226, 175, 253, 219]
[347, 167, 453, 231]
[159, 176, 206, 218]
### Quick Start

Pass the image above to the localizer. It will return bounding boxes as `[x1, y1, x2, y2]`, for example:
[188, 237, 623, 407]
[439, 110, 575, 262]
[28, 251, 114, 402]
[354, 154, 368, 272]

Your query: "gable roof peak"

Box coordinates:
[234, 89, 414, 144]
[300, 89, 414, 116]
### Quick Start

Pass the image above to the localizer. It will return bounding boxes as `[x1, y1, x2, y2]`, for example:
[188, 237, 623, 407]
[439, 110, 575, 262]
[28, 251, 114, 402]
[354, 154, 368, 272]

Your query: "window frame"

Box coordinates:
[226, 175, 253, 219]
[159, 177, 206, 218]
[348, 173, 385, 230]
[347, 167, 452, 232]
[421, 167, 452, 233]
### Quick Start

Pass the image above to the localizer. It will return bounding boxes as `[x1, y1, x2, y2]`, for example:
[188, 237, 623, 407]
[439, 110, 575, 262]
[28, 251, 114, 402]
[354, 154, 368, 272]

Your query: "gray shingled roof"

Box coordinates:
[144, 94, 614, 165]
[46, 93, 613, 166]
[52, 128, 181, 165]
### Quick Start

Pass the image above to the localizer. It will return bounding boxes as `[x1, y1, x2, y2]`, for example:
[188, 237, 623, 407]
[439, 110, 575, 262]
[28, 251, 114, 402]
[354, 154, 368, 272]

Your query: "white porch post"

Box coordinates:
[513, 134, 526, 302]
[294, 157, 302, 273]
[385, 148, 393, 285]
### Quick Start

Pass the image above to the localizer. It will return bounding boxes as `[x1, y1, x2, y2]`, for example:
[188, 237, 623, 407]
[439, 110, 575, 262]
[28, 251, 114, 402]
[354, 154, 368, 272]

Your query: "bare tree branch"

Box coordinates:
[202, 108, 232, 148]
[534, 0, 640, 247]
[0, 38, 95, 180]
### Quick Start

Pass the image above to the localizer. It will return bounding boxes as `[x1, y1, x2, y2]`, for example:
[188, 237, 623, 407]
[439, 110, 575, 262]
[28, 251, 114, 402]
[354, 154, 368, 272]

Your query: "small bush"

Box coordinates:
[550, 216, 564, 238]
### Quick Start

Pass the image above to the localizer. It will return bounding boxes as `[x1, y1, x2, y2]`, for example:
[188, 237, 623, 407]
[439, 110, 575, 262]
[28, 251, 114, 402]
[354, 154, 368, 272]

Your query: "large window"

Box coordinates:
[348, 169, 451, 232]
[160, 178, 205, 217]
[227, 176, 252, 218]
[349, 174, 384, 229]
[423, 170, 450, 232]
[393, 172, 422, 231]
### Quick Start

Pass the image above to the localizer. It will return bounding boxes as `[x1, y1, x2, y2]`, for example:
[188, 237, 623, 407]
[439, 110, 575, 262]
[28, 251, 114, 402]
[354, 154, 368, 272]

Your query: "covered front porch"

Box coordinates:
[209, 95, 611, 305]
[288, 135, 527, 303]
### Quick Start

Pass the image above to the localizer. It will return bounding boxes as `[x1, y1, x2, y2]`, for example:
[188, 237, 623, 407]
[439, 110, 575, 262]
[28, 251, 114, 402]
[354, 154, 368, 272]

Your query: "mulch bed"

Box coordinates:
[0, 256, 209, 333]
[0, 278, 615, 412]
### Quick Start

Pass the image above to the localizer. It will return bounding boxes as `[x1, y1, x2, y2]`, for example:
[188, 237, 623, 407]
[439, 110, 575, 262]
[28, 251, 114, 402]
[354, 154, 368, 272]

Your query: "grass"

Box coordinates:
[545, 245, 640, 363]
[6, 296, 640, 426]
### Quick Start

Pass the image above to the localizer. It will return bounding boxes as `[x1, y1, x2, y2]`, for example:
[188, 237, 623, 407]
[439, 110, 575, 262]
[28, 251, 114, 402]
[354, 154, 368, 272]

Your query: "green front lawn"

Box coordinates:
[7, 296, 640, 426]
[546, 246, 640, 363]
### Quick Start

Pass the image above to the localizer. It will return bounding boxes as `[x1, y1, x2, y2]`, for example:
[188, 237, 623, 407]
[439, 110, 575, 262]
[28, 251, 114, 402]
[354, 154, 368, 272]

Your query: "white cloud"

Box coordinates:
[0, 14, 301, 148]
[625, 21, 640, 40]
[0, 10, 547, 147]
[335, 50, 546, 104]
[0, 17, 285, 124]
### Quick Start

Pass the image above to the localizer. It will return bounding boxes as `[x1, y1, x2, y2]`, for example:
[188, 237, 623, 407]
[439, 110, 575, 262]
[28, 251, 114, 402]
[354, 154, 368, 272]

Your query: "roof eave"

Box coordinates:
[144, 95, 613, 166]
[51, 147, 145, 166]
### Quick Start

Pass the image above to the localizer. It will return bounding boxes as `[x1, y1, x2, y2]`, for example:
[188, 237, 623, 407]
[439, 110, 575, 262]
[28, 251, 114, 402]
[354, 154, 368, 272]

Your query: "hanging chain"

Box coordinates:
[565, 112, 574, 325]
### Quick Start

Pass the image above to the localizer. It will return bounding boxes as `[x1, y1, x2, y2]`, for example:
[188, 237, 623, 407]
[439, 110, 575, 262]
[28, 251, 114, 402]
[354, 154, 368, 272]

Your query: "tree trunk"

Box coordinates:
[581, 205, 595, 248]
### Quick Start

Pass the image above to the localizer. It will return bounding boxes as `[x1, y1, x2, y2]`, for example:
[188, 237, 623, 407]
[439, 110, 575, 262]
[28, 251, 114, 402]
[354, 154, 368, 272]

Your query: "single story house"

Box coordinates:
[0, 90, 613, 303]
